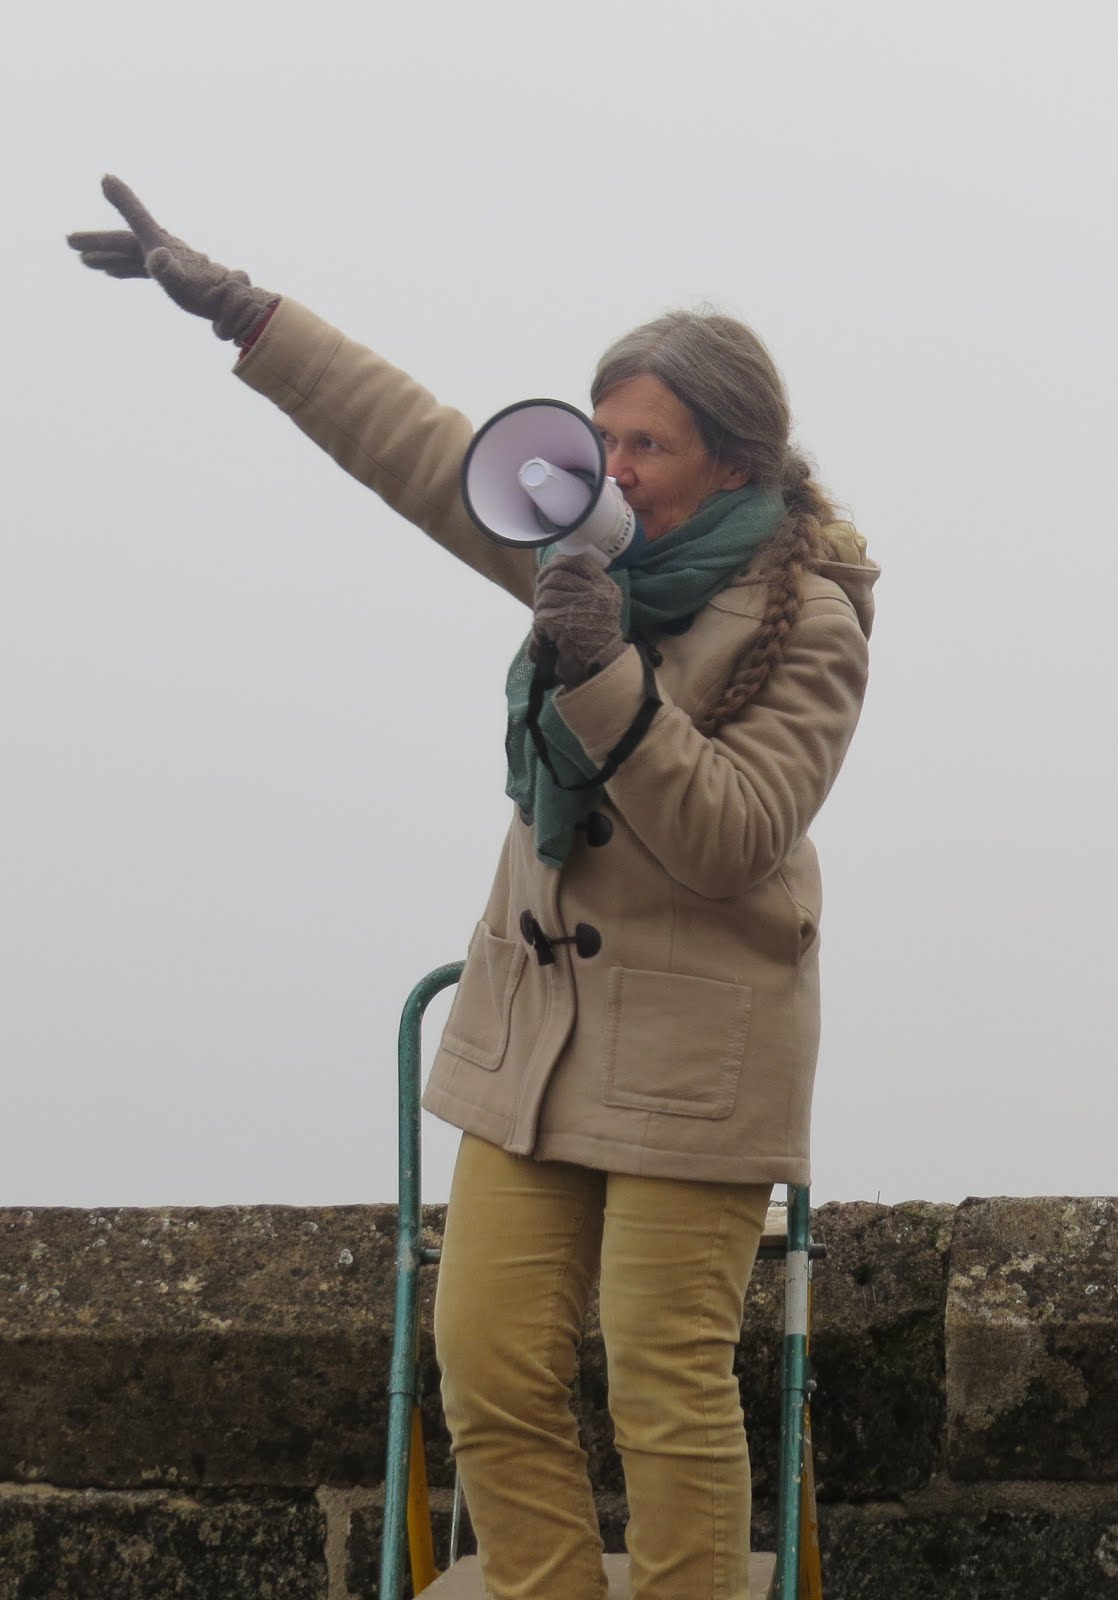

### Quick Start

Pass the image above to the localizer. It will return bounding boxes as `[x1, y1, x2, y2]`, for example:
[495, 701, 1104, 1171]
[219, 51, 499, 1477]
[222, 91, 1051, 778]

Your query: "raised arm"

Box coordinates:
[68, 176, 535, 604]
[234, 299, 535, 603]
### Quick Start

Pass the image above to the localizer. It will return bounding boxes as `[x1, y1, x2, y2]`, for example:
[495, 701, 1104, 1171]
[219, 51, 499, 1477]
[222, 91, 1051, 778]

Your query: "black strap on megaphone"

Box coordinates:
[526, 635, 663, 791]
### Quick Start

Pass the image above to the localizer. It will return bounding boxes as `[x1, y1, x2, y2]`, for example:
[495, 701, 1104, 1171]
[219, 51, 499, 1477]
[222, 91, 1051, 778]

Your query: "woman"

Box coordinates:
[69, 176, 878, 1600]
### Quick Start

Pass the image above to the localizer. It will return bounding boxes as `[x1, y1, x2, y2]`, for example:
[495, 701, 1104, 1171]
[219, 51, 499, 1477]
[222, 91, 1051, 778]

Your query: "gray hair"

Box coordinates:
[590, 310, 792, 491]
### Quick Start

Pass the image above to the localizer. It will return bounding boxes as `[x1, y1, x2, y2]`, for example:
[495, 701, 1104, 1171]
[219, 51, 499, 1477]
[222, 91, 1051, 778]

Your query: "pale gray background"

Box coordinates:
[3, 1, 1115, 1206]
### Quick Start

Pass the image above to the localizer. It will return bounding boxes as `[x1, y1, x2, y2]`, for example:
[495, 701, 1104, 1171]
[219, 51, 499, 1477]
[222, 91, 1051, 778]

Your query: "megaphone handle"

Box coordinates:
[525, 637, 663, 792]
[555, 531, 611, 566]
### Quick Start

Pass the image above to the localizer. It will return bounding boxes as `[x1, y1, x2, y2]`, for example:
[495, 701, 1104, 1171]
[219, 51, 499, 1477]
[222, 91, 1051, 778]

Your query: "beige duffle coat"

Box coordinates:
[237, 300, 879, 1185]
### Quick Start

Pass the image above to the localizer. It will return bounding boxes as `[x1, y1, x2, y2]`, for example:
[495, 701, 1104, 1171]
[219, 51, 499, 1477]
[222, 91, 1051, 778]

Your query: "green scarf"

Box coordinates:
[505, 483, 786, 870]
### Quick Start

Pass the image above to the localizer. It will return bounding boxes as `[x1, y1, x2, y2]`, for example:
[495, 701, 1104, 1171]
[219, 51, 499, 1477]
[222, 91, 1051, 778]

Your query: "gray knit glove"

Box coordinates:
[531, 554, 626, 688]
[67, 175, 277, 343]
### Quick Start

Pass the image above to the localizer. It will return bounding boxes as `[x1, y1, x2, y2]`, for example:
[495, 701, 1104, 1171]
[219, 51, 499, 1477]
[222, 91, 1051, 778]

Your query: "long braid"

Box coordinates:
[694, 456, 832, 738]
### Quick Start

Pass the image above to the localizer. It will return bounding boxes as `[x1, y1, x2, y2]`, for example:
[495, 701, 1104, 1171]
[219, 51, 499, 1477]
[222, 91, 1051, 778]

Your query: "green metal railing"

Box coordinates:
[379, 964, 822, 1600]
[380, 962, 463, 1600]
[774, 1183, 813, 1599]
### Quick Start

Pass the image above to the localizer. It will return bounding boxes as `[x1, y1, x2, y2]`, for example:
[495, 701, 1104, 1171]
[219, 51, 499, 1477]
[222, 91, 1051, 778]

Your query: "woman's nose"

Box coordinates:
[607, 450, 637, 489]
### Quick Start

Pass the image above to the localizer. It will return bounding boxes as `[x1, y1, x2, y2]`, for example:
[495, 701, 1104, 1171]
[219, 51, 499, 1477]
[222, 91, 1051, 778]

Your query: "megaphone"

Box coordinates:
[461, 399, 638, 566]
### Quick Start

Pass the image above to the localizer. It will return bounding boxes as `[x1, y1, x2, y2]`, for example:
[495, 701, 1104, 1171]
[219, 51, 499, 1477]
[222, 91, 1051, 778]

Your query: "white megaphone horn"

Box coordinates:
[461, 399, 638, 566]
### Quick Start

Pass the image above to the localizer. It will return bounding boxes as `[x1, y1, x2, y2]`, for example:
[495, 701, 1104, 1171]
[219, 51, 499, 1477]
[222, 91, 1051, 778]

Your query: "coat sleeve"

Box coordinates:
[555, 600, 870, 899]
[233, 298, 536, 607]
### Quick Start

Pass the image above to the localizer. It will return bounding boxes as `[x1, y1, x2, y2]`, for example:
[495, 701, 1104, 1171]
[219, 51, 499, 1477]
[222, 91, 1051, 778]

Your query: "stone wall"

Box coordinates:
[1, 1198, 1115, 1599]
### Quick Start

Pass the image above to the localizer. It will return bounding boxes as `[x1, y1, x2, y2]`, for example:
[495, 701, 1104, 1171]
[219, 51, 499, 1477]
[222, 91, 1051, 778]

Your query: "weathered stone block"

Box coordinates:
[780, 1202, 953, 1502]
[0, 1206, 415, 1488]
[946, 1197, 1118, 1481]
[795, 1497, 1118, 1600]
[0, 1485, 327, 1600]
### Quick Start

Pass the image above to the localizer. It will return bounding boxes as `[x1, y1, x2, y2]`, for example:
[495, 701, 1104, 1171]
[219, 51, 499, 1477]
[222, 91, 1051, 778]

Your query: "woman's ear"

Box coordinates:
[715, 462, 749, 492]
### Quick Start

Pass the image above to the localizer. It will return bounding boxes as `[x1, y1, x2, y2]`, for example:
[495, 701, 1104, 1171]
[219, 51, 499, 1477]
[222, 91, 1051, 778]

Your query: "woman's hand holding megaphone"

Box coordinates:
[531, 554, 626, 689]
[67, 176, 277, 344]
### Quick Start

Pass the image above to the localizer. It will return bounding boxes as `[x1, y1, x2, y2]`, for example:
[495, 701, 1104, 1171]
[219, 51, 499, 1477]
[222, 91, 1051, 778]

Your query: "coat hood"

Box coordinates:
[724, 519, 880, 640]
[816, 520, 879, 640]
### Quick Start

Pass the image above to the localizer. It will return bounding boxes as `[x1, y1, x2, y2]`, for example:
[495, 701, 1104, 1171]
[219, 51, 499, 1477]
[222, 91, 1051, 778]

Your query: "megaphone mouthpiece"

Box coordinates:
[517, 458, 593, 529]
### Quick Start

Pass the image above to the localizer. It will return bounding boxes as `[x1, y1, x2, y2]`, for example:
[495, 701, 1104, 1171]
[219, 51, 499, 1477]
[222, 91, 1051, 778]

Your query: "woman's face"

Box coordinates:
[592, 374, 747, 541]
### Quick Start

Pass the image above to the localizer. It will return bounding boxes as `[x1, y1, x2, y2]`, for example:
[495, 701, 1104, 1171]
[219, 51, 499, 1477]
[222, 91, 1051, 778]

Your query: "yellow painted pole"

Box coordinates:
[798, 1404, 823, 1598]
[407, 1405, 440, 1594]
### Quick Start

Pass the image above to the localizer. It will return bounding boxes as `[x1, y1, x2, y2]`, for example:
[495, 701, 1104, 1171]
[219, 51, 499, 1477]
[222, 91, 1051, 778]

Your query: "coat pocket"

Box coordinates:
[440, 921, 528, 1072]
[602, 967, 752, 1120]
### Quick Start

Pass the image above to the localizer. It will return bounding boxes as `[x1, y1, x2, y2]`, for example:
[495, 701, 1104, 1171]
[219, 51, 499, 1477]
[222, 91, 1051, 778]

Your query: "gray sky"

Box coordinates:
[3, 1, 1116, 1207]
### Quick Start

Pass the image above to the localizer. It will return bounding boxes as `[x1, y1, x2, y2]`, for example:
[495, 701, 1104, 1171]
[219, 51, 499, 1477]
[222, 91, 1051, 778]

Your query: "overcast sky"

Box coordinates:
[3, 1, 1116, 1208]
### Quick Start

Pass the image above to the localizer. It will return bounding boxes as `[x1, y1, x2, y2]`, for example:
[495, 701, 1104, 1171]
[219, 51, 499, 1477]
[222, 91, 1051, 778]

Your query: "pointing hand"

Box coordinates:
[68, 175, 277, 343]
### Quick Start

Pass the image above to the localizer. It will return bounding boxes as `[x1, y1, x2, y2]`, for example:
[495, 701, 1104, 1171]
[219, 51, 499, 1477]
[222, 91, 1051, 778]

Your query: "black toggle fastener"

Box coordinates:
[577, 811, 614, 847]
[519, 912, 602, 966]
[519, 911, 554, 964]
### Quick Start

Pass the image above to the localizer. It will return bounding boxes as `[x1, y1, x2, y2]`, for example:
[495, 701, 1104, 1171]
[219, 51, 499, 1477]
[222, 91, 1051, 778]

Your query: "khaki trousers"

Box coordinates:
[434, 1133, 771, 1600]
